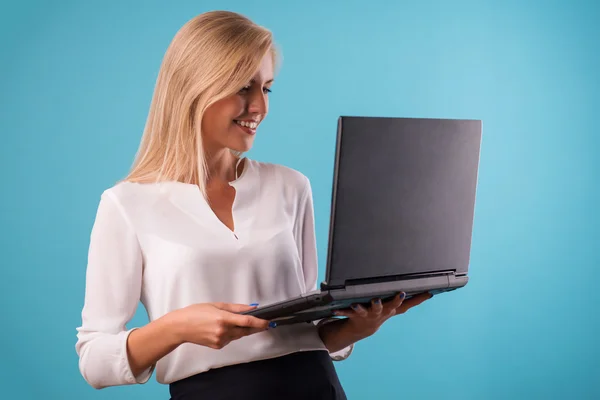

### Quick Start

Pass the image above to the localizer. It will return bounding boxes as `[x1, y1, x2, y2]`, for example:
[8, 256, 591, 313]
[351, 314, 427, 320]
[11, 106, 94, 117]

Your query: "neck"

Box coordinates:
[205, 149, 242, 185]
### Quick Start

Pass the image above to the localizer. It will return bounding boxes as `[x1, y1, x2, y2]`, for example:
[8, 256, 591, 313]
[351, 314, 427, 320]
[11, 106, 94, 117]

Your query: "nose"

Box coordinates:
[247, 90, 268, 116]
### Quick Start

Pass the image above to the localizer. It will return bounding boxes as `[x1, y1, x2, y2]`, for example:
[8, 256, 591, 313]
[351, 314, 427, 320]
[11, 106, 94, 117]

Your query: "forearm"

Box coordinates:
[126, 313, 183, 377]
[317, 318, 366, 354]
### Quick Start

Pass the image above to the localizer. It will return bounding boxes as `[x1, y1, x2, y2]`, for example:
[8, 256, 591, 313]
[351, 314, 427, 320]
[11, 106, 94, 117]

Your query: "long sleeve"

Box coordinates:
[294, 176, 354, 361]
[75, 190, 154, 389]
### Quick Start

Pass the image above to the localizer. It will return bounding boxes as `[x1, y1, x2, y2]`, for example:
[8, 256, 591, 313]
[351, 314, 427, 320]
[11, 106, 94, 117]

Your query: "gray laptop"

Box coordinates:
[243, 116, 482, 325]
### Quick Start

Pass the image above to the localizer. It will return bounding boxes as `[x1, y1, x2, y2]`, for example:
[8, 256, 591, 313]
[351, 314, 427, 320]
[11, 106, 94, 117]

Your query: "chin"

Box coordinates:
[229, 141, 254, 154]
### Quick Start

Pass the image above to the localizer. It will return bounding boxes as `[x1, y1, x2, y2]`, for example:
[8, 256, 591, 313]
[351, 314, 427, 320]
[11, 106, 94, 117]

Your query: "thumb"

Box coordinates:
[215, 303, 259, 313]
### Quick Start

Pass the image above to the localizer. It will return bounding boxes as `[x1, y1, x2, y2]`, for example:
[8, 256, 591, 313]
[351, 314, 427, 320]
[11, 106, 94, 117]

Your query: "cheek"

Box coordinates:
[224, 97, 245, 117]
[203, 107, 232, 129]
[201, 97, 246, 137]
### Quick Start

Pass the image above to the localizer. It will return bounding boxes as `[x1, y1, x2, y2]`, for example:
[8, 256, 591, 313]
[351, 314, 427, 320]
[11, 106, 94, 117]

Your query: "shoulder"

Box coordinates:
[251, 159, 311, 194]
[99, 180, 166, 211]
[252, 160, 310, 189]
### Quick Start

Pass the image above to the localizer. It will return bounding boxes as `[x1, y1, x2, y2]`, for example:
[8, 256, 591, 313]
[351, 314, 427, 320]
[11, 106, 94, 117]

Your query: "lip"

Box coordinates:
[233, 122, 256, 135]
[233, 119, 260, 135]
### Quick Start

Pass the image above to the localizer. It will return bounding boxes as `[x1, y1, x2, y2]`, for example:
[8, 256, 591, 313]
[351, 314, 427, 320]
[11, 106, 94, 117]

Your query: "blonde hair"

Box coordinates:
[123, 11, 279, 198]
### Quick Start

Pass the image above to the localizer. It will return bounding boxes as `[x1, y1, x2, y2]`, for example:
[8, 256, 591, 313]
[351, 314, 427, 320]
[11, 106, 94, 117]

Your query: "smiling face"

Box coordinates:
[201, 52, 274, 155]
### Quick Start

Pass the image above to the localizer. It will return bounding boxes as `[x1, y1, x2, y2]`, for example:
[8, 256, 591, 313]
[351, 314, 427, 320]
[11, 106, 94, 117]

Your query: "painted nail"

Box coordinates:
[351, 304, 358, 310]
[269, 321, 277, 329]
[375, 298, 381, 304]
[249, 303, 259, 306]
[400, 292, 406, 299]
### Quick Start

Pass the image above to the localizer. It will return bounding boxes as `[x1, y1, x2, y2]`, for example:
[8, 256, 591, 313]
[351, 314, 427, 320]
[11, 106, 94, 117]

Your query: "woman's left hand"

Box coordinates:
[333, 292, 434, 338]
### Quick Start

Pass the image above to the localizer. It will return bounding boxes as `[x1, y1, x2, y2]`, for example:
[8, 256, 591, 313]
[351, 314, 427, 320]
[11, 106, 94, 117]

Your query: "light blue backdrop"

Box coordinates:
[1, 0, 598, 399]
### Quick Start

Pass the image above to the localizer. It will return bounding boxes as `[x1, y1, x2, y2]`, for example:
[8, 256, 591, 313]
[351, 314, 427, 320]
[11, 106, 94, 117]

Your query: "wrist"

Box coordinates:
[160, 310, 187, 347]
[318, 317, 366, 353]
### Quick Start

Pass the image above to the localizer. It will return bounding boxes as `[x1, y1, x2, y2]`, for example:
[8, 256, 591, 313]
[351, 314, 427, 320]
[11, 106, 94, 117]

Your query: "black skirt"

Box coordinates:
[169, 350, 347, 400]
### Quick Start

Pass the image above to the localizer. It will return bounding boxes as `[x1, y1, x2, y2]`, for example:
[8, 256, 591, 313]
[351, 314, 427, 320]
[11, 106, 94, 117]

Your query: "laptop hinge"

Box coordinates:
[343, 270, 456, 287]
[320, 282, 341, 291]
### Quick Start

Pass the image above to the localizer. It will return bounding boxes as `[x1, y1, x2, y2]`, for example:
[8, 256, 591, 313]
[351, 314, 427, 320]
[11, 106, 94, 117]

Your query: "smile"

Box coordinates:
[234, 120, 259, 129]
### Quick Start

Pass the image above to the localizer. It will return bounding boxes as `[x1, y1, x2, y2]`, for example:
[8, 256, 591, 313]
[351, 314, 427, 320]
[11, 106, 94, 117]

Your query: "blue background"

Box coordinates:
[1, 0, 598, 399]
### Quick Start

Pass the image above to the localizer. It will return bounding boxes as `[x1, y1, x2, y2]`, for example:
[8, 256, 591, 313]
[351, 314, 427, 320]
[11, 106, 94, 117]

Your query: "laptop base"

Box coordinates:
[242, 272, 467, 326]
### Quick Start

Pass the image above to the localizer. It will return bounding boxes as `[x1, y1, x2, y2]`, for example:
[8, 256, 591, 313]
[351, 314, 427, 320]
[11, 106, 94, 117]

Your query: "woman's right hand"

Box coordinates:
[169, 303, 271, 350]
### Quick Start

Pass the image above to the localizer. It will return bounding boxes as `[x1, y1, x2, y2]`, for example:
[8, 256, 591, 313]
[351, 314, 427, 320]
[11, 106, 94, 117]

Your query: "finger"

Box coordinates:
[396, 292, 433, 314]
[350, 303, 369, 317]
[391, 293, 406, 308]
[224, 312, 270, 329]
[370, 298, 383, 315]
[332, 309, 353, 318]
[216, 303, 260, 313]
[382, 293, 405, 314]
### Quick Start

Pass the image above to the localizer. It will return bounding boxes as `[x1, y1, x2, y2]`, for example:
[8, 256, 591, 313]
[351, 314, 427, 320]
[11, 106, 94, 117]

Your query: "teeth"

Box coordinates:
[235, 120, 258, 129]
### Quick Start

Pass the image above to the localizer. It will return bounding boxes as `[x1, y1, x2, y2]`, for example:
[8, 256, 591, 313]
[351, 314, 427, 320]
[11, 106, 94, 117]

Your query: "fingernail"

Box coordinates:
[375, 298, 381, 304]
[269, 321, 277, 329]
[249, 303, 259, 306]
[400, 292, 406, 299]
[351, 304, 358, 310]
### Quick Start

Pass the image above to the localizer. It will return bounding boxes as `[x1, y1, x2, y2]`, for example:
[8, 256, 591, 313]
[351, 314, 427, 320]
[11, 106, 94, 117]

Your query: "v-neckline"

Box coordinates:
[162, 157, 258, 242]
[206, 157, 249, 238]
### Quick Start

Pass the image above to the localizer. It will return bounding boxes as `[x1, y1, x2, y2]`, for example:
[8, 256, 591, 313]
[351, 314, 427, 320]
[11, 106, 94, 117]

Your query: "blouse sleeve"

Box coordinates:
[75, 190, 154, 389]
[294, 176, 354, 361]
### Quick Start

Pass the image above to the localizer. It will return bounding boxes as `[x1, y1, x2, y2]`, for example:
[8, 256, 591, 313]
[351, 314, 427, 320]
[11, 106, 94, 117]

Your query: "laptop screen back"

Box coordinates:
[324, 116, 482, 288]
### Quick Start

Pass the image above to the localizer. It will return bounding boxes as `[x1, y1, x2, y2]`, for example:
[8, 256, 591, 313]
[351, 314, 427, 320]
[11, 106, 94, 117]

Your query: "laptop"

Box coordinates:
[243, 116, 482, 326]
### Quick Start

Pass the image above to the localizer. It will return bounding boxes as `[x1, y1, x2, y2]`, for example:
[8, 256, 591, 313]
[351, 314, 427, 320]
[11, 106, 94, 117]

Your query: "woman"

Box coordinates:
[75, 10, 432, 400]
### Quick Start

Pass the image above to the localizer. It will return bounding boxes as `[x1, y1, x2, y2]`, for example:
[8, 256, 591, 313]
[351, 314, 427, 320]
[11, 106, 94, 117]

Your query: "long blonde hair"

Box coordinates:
[123, 11, 279, 198]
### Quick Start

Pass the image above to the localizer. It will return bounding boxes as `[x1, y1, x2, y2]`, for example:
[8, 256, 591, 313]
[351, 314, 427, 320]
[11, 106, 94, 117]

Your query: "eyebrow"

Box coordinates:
[250, 78, 274, 85]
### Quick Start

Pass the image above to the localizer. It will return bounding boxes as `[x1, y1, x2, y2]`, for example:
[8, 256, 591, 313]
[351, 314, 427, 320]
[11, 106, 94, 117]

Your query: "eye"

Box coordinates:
[238, 85, 272, 95]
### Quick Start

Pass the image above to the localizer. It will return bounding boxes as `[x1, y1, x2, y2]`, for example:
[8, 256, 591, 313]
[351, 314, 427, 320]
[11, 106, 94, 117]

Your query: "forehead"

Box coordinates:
[250, 53, 274, 83]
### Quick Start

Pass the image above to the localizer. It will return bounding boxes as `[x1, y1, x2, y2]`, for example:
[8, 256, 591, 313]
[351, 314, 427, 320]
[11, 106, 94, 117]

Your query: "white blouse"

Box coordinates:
[75, 158, 353, 389]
